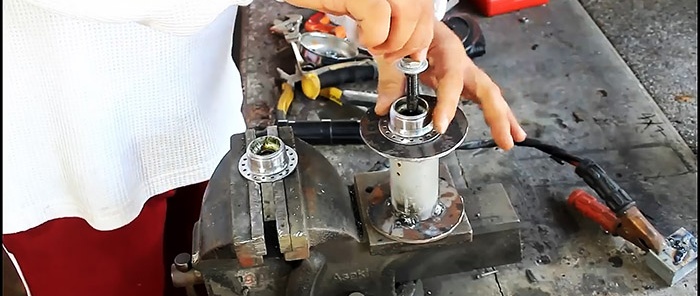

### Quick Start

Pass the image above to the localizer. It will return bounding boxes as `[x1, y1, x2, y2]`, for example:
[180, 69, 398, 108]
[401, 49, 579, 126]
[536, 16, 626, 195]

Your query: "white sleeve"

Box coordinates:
[23, 0, 254, 35]
[433, 0, 448, 20]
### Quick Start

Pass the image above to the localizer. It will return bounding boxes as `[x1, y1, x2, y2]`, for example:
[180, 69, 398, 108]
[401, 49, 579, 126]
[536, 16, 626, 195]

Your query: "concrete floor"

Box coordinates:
[579, 0, 698, 153]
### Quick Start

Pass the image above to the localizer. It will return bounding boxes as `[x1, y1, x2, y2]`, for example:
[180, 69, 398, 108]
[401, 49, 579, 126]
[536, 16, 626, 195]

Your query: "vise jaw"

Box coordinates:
[176, 107, 523, 296]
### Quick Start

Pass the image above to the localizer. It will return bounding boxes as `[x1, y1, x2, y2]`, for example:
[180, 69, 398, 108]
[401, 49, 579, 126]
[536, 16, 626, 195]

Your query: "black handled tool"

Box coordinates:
[260, 119, 364, 145]
[315, 65, 378, 90]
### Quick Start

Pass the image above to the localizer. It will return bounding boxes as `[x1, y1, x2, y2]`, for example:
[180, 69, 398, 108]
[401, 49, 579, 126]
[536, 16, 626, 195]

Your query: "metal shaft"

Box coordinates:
[389, 158, 440, 220]
[405, 74, 420, 114]
[396, 58, 428, 115]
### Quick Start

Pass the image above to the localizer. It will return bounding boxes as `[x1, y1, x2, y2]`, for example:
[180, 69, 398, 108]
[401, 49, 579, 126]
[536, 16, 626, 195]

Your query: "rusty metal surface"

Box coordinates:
[260, 127, 279, 222]
[273, 175, 293, 253]
[277, 127, 310, 261]
[193, 133, 243, 264]
[236, 0, 698, 294]
[293, 135, 361, 246]
[355, 163, 476, 257]
[193, 129, 360, 261]
[244, 130, 268, 266]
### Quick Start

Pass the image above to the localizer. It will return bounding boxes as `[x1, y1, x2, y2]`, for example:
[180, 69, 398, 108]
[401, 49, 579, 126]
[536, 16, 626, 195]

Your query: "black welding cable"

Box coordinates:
[457, 138, 583, 166]
[367, 138, 583, 172]
[250, 119, 583, 167]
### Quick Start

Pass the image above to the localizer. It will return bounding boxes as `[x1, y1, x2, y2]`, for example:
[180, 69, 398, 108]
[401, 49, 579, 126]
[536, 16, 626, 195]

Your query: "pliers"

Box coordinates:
[275, 59, 378, 119]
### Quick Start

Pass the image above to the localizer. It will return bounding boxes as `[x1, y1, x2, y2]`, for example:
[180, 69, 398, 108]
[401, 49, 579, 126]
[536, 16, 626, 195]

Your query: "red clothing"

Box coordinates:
[3, 182, 207, 296]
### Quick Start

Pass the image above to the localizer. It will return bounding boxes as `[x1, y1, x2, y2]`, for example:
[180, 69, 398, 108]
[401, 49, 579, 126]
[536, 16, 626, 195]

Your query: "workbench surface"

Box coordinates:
[235, 0, 698, 295]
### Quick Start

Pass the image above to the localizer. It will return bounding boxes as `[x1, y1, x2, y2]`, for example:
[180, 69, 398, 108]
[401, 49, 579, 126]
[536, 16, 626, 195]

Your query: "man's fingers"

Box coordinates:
[375, 58, 406, 115]
[351, 0, 393, 49]
[410, 48, 429, 63]
[482, 100, 515, 150]
[287, 0, 433, 58]
[371, 0, 420, 54]
[375, 77, 404, 115]
[508, 110, 527, 142]
[382, 14, 433, 61]
[290, 0, 393, 49]
[419, 70, 438, 90]
[378, 0, 433, 60]
[432, 72, 463, 133]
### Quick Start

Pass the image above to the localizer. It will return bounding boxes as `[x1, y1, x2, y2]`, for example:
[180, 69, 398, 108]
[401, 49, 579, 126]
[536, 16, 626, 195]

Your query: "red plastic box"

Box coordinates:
[471, 0, 549, 17]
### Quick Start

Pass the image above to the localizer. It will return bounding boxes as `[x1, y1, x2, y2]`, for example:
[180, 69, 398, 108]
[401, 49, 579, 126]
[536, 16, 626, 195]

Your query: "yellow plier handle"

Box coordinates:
[318, 87, 344, 106]
[276, 83, 295, 117]
[300, 72, 322, 100]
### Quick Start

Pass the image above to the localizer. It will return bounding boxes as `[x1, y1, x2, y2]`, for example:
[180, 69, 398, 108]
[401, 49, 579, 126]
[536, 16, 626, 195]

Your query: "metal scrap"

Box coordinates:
[475, 268, 499, 279]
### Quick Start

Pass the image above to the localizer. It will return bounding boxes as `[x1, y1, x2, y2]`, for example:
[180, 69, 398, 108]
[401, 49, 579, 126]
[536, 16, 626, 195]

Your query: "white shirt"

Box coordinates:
[2, 0, 251, 234]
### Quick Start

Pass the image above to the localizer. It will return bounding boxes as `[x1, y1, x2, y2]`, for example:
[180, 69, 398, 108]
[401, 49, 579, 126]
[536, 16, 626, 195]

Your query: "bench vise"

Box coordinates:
[171, 95, 523, 296]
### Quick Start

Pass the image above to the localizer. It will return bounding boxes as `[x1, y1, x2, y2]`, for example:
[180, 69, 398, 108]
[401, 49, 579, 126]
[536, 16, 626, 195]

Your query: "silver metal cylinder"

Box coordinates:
[388, 97, 433, 138]
[246, 136, 288, 175]
[389, 158, 440, 220]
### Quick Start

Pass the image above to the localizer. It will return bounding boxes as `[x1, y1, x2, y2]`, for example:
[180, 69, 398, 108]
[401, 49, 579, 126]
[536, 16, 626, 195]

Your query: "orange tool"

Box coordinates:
[567, 189, 665, 253]
[304, 12, 347, 39]
[567, 189, 618, 233]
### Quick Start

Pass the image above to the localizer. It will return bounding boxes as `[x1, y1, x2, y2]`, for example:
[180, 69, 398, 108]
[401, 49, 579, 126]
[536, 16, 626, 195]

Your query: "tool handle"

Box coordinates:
[304, 12, 346, 38]
[304, 12, 326, 28]
[276, 83, 296, 119]
[275, 119, 363, 145]
[567, 189, 619, 233]
[317, 65, 378, 89]
[574, 158, 635, 214]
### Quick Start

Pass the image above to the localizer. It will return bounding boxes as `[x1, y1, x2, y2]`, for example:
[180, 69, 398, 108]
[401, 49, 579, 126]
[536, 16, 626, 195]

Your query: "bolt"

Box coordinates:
[396, 58, 428, 114]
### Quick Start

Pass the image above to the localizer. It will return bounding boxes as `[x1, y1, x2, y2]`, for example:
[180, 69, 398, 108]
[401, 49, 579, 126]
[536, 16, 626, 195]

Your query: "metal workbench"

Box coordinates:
[234, 0, 698, 295]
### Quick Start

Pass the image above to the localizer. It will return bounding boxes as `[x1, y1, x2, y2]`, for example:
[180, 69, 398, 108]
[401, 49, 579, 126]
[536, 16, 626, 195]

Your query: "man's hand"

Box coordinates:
[285, 0, 435, 61]
[374, 21, 527, 150]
